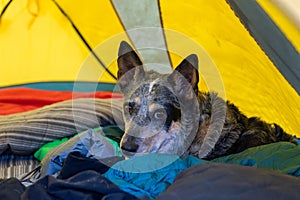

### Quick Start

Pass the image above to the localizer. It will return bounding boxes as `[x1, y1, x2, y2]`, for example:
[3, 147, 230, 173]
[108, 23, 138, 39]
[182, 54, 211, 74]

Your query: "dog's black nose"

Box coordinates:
[121, 141, 139, 153]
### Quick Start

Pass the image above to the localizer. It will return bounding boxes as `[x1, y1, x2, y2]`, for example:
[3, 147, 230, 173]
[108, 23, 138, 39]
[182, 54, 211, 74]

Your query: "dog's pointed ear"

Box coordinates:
[169, 54, 199, 98]
[117, 41, 144, 78]
[117, 41, 145, 93]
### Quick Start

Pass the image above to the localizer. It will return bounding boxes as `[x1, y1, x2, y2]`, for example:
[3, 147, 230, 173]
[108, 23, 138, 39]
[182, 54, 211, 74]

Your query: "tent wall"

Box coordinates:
[0, 0, 299, 136]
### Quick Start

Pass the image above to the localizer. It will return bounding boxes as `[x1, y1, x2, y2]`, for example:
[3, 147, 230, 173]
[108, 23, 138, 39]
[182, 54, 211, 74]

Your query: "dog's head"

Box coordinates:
[117, 41, 200, 158]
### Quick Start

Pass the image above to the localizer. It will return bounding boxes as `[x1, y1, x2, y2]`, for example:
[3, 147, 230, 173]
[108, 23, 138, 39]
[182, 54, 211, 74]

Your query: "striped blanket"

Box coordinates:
[0, 88, 124, 179]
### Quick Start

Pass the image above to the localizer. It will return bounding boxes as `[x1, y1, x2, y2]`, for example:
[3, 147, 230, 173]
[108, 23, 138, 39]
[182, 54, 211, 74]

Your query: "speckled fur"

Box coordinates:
[117, 41, 297, 160]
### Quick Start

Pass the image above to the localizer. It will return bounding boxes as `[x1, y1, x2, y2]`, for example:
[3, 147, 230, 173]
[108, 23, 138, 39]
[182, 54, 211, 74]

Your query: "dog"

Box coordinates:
[117, 41, 296, 160]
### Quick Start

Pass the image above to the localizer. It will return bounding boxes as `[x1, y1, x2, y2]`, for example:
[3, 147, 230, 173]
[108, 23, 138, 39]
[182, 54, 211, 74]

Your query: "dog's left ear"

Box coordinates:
[169, 54, 199, 98]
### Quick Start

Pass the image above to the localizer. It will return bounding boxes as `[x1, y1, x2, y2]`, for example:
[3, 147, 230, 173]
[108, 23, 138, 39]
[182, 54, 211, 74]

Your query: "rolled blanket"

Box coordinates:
[0, 98, 124, 155]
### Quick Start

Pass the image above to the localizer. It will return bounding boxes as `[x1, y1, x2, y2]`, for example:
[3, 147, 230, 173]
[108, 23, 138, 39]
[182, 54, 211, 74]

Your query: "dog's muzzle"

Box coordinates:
[120, 135, 140, 156]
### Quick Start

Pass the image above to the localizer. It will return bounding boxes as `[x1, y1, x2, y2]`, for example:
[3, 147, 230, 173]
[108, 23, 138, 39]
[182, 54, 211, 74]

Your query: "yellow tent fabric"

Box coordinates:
[0, 0, 299, 136]
[0, 0, 123, 84]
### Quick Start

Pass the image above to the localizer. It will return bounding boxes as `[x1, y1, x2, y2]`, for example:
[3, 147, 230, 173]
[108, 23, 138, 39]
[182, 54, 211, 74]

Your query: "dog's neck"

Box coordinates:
[189, 92, 227, 158]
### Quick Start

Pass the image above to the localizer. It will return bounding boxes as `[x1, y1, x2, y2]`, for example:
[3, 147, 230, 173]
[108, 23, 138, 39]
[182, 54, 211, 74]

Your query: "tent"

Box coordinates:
[1, 1, 300, 198]
[0, 0, 299, 135]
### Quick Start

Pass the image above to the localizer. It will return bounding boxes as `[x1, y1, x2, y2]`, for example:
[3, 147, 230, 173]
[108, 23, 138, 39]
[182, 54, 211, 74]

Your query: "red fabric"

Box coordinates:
[0, 88, 123, 115]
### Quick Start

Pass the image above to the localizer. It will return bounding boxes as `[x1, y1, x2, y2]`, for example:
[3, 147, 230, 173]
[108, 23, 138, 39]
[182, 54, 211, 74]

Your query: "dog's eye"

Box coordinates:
[124, 102, 135, 115]
[153, 109, 166, 120]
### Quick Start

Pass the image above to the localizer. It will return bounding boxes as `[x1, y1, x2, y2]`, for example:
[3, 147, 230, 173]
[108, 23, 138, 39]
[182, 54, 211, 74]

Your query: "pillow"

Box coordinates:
[0, 98, 124, 155]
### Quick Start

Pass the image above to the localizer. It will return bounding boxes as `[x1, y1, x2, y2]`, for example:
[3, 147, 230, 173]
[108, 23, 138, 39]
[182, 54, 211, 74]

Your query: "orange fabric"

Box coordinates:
[0, 88, 123, 115]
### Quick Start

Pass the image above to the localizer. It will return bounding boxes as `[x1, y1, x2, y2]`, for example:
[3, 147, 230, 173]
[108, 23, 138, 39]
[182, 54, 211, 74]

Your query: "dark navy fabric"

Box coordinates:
[0, 178, 25, 200]
[21, 170, 139, 200]
[58, 151, 123, 179]
[157, 163, 300, 200]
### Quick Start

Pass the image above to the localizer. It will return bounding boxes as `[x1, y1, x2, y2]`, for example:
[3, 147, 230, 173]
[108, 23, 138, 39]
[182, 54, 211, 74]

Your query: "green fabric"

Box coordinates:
[34, 137, 70, 161]
[212, 142, 300, 177]
[103, 136, 123, 157]
[34, 126, 124, 161]
[102, 125, 124, 144]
